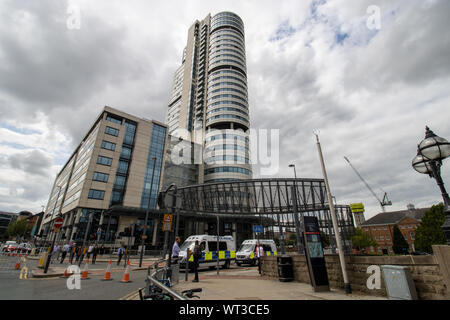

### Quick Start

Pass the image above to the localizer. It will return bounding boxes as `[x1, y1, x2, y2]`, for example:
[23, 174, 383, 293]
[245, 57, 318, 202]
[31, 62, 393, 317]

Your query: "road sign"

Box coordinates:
[162, 214, 173, 232]
[253, 225, 263, 233]
[54, 218, 63, 230]
[350, 203, 365, 213]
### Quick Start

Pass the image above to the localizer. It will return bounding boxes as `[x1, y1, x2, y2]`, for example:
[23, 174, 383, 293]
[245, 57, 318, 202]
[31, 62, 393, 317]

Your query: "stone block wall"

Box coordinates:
[261, 252, 449, 300]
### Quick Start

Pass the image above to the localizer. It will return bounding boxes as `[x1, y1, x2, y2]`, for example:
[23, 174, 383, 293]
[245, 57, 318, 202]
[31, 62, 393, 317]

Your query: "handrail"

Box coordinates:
[144, 259, 186, 300]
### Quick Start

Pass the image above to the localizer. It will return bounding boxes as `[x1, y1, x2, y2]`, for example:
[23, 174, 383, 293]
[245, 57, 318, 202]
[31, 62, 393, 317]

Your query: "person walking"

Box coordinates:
[171, 237, 181, 264]
[100, 244, 105, 256]
[117, 246, 125, 266]
[69, 243, 76, 263]
[60, 243, 70, 264]
[92, 245, 98, 264]
[87, 244, 94, 260]
[192, 240, 201, 282]
[256, 243, 265, 275]
[51, 244, 60, 264]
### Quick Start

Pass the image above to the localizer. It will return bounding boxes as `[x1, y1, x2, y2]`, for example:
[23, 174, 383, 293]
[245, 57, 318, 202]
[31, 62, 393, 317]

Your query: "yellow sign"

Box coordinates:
[350, 203, 365, 213]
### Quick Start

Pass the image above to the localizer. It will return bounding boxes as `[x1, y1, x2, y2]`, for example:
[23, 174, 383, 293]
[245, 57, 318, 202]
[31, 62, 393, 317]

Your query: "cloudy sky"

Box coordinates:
[0, 0, 449, 220]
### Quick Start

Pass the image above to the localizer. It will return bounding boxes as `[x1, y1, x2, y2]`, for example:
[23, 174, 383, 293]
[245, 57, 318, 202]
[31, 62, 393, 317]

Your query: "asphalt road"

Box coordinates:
[0, 255, 149, 300]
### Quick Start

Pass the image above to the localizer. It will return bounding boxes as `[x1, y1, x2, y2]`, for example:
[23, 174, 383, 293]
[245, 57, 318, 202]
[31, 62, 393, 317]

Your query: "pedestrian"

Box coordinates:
[256, 243, 265, 275]
[192, 240, 201, 282]
[69, 244, 76, 263]
[87, 244, 94, 260]
[52, 244, 60, 264]
[75, 245, 81, 262]
[171, 237, 181, 264]
[92, 245, 98, 264]
[117, 246, 125, 266]
[100, 244, 105, 256]
[60, 243, 70, 264]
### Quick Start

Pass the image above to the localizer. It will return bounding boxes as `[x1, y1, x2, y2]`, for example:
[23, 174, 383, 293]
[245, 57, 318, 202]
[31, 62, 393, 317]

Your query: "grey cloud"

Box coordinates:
[8, 150, 53, 176]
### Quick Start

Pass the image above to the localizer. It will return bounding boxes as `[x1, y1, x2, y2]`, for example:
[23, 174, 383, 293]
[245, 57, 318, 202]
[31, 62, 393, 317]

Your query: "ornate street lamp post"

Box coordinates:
[412, 126, 450, 244]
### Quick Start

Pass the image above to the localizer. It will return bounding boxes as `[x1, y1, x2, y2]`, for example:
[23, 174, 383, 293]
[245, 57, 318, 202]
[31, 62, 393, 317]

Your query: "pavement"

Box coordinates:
[169, 267, 387, 300]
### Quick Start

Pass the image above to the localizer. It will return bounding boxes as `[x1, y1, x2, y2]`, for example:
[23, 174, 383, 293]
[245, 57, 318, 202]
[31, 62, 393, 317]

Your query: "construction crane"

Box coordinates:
[344, 156, 392, 212]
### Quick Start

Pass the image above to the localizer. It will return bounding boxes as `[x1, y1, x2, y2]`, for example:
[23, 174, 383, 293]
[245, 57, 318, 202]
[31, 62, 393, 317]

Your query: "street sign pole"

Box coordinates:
[44, 217, 63, 274]
[216, 216, 219, 276]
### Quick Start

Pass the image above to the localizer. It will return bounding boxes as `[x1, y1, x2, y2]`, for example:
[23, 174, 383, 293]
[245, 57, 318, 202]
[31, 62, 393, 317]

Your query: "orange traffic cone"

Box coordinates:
[102, 260, 113, 281]
[120, 260, 131, 283]
[14, 254, 21, 270]
[61, 265, 72, 278]
[81, 259, 90, 280]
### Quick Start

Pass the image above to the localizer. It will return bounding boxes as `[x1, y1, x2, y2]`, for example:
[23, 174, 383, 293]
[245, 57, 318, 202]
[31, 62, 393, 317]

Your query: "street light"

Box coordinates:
[412, 126, 450, 244]
[288, 164, 304, 254]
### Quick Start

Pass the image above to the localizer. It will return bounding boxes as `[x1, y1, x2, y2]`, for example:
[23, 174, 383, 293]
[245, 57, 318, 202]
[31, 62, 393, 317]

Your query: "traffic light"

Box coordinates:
[133, 224, 143, 237]
[90, 233, 97, 241]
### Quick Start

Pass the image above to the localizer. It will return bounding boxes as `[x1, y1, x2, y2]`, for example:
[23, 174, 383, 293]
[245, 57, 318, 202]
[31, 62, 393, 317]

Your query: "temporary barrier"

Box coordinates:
[121, 260, 131, 283]
[102, 260, 113, 281]
[81, 259, 90, 280]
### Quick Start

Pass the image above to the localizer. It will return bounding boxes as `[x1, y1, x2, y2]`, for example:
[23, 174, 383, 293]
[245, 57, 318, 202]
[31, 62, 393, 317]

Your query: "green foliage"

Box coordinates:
[414, 203, 446, 254]
[351, 228, 377, 250]
[320, 231, 330, 247]
[392, 225, 409, 254]
[6, 219, 28, 238]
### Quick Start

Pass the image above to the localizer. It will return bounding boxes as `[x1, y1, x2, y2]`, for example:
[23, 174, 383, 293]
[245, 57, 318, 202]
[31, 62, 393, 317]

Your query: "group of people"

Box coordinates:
[49, 242, 111, 264]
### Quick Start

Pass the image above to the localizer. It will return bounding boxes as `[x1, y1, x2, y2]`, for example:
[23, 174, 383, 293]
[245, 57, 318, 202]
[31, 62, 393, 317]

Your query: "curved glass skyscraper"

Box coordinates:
[166, 12, 252, 183]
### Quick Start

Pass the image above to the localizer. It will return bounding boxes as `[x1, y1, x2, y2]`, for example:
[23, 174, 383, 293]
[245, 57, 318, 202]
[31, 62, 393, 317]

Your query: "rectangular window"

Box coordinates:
[120, 146, 132, 160]
[408, 225, 412, 229]
[105, 126, 119, 137]
[93, 172, 109, 183]
[380, 236, 384, 240]
[410, 232, 415, 240]
[117, 161, 129, 175]
[97, 155, 113, 166]
[386, 236, 390, 241]
[106, 115, 122, 125]
[101, 140, 116, 151]
[88, 189, 105, 200]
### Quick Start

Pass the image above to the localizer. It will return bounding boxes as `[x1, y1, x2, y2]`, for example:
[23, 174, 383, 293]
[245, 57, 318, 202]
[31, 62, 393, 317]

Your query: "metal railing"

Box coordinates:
[143, 259, 186, 300]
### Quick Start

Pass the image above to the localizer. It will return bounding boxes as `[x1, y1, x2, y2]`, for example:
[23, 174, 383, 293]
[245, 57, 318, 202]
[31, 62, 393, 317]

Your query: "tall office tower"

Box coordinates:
[166, 12, 252, 183]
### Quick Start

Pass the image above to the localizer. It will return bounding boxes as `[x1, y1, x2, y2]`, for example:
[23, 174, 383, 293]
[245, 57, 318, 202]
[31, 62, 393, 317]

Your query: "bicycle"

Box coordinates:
[181, 288, 202, 299]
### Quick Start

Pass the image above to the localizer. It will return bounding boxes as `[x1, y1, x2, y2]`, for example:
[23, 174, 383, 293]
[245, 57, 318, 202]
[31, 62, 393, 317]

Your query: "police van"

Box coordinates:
[178, 235, 236, 270]
[235, 239, 277, 266]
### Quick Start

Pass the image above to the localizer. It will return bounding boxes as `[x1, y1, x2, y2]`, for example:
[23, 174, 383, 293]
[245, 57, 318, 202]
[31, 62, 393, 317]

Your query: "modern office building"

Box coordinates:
[166, 11, 252, 184]
[39, 106, 168, 244]
[0, 211, 18, 239]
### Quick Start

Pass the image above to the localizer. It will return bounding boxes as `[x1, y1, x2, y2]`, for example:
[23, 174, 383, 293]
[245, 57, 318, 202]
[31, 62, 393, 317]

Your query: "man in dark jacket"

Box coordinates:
[192, 241, 201, 282]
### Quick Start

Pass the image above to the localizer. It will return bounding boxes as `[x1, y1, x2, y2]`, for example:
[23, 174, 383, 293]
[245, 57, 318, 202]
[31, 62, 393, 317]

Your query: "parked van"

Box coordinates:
[179, 235, 236, 270]
[235, 239, 277, 266]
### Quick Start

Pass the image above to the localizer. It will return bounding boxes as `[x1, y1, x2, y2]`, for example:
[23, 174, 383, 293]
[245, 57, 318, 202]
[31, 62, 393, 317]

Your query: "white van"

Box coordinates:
[235, 239, 277, 266]
[179, 235, 236, 270]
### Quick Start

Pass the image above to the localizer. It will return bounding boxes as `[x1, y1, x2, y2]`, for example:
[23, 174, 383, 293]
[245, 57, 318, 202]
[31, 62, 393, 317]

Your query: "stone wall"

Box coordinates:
[261, 252, 449, 300]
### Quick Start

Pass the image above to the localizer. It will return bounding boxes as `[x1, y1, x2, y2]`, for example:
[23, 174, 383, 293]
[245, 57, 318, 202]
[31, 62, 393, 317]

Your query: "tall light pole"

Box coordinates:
[289, 164, 304, 254]
[314, 132, 351, 294]
[412, 126, 450, 244]
[139, 156, 157, 267]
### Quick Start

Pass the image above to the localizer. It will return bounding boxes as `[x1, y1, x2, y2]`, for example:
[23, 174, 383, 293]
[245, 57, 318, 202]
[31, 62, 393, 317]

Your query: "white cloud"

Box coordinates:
[0, 0, 449, 219]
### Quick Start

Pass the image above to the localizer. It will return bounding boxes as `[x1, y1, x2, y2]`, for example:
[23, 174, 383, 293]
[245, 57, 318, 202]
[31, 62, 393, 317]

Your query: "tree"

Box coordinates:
[6, 219, 28, 239]
[351, 228, 377, 251]
[392, 225, 409, 254]
[414, 203, 446, 254]
[320, 231, 330, 247]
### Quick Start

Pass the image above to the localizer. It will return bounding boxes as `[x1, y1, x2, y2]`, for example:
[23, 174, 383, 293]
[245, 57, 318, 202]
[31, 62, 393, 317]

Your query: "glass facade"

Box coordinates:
[110, 120, 137, 206]
[140, 124, 166, 209]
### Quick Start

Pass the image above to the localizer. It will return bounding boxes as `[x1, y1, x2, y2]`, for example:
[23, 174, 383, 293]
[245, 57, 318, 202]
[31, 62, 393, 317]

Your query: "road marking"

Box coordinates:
[119, 290, 139, 300]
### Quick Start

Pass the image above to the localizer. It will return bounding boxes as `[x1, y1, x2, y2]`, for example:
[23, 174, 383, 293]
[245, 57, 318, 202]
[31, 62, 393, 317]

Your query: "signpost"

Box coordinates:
[162, 214, 173, 259]
[44, 217, 63, 274]
[350, 203, 365, 213]
[254, 225, 262, 274]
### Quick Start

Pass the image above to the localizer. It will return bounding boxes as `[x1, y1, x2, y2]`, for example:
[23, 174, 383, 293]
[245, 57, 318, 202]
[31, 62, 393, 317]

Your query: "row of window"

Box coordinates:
[206, 114, 249, 124]
[210, 53, 246, 65]
[205, 144, 249, 153]
[209, 59, 246, 70]
[208, 87, 247, 97]
[205, 155, 250, 164]
[205, 133, 249, 143]
[206, 107, 248, 116]
[209, 69, 246, 81]
[106, 114, 122, 125]
[101, 140, 116, 151]
[105, 126, 119, 137]
[207, 100, 248, 109]
[208, 81, 247, 91]
[208, 93, 247, 104]
[204, 166, 252, 175]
